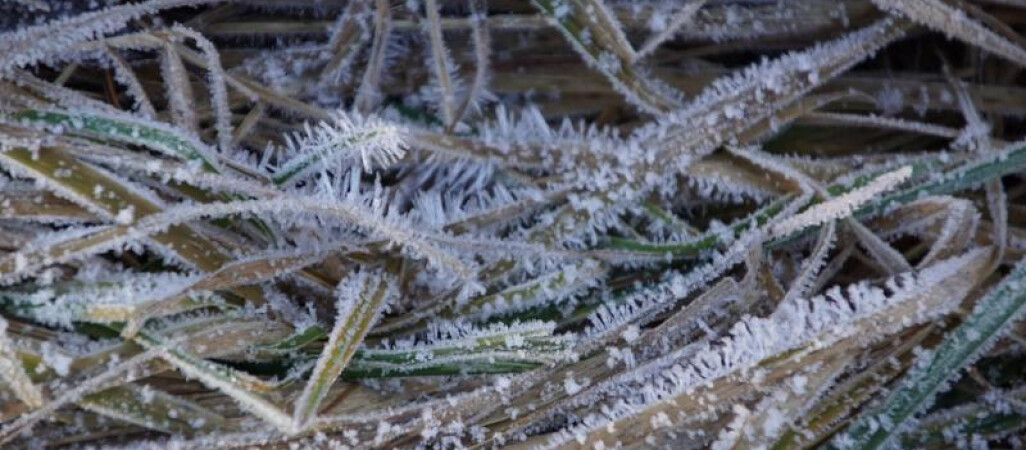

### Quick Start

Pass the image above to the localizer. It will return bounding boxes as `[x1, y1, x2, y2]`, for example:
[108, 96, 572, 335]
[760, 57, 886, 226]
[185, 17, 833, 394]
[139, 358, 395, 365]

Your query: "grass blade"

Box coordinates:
[292, 271, 392, 430]
[832, 254, 1026, 448]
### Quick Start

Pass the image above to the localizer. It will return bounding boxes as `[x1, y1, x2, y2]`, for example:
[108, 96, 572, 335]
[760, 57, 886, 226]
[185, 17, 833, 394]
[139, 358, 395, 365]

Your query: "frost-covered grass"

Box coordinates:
[1, 0, 1026, 448]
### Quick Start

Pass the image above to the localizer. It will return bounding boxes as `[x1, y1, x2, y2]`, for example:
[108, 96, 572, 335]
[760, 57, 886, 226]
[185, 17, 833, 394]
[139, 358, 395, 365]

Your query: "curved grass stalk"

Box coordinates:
[319, 0, 372, 86]
[159, 42, 200, 135]
[0, 145, 468, 287]
[101, 46, 157, 119]
[451, 0, 492, 126]
[170, 25, 235, 153]
[123, 196, 475, 281]
[877, 196, 981, 268]
[0, 0, 225, 74]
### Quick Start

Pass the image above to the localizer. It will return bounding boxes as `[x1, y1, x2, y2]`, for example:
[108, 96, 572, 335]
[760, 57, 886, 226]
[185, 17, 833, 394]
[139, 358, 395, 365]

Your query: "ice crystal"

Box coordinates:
[0, 1, 1023, 448]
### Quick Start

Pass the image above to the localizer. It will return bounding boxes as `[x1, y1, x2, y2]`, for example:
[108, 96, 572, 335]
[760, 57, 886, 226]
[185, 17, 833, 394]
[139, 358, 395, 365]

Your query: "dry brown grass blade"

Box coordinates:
[0, 188, 96, 222]
[871, 0, 1026, 67]
[159, 42, 200, 135]
[845, 217, 915, 274]
[0, 147, 232, 275]
[320, 0, 373, 86]
[801, 111, 962, 138]
[552, 249, 991, 448]
[4, 1, 1026, 447]
[354, 0, 393, 113]
[0, 317, 43, 409]
[532, 0, 683, 113]
[634, 0, 708, 61]
[78, 384, 229, 434]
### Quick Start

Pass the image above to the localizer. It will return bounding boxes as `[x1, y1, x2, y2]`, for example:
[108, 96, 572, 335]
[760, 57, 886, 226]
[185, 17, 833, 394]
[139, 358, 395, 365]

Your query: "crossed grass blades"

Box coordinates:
[1, 0, 1026, 448]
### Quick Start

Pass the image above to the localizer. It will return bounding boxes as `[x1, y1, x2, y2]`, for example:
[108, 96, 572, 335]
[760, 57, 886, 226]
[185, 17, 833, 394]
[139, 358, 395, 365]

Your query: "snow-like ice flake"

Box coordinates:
[1, 2, 1023, 447]
[771, 166, 912, 237]
[273, 111, 406, 183]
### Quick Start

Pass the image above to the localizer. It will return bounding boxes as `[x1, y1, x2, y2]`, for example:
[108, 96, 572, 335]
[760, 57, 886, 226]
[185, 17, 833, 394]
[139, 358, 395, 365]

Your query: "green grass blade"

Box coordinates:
[607, 139, 1026, 257]
[350, 320, 571, 377]
[7, 109, 222, 172]
[270, 114, 405, 185]
[832, 255, 1026, 449]
[291, 272, 392, 430]
[904, 385, 1026, 448]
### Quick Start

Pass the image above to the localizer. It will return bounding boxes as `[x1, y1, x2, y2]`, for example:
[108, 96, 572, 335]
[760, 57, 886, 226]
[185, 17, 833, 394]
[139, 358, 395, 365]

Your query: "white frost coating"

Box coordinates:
[153, 346, 297, 435]
[273, 112, 407, 182]
[584, 229, 763, 352]
[423, 0, 460, 127]
[354, 0, 394, 112]
[635, 0, 708, 60]
[453, 0, 495, 124]
[0, 349, 159, 445]
[0, 317, 44, 408]
[535, 0, 683, 114]
[159, 42, 198, 135]
[782, 219, 837, 305]
[0, 0, 223, 73]
[171, 25, 235, 153]
[101, 47, 157, 119]
[293, 271, 394, 430]
[848, 215, 914, 274]
[537, 18, 905, 241]
[0, 2, 1016, 446]
[871, 0, 1026, 68]
[771, 166, 912, 237]
[2, 271, 205, 328]
[541, 248, 990, 448]
[633, 17, 905, 173]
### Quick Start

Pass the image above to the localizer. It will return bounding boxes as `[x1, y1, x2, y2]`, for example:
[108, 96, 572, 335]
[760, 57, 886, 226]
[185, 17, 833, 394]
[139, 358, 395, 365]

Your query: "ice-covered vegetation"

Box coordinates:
[1, 0, 1026, 448]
